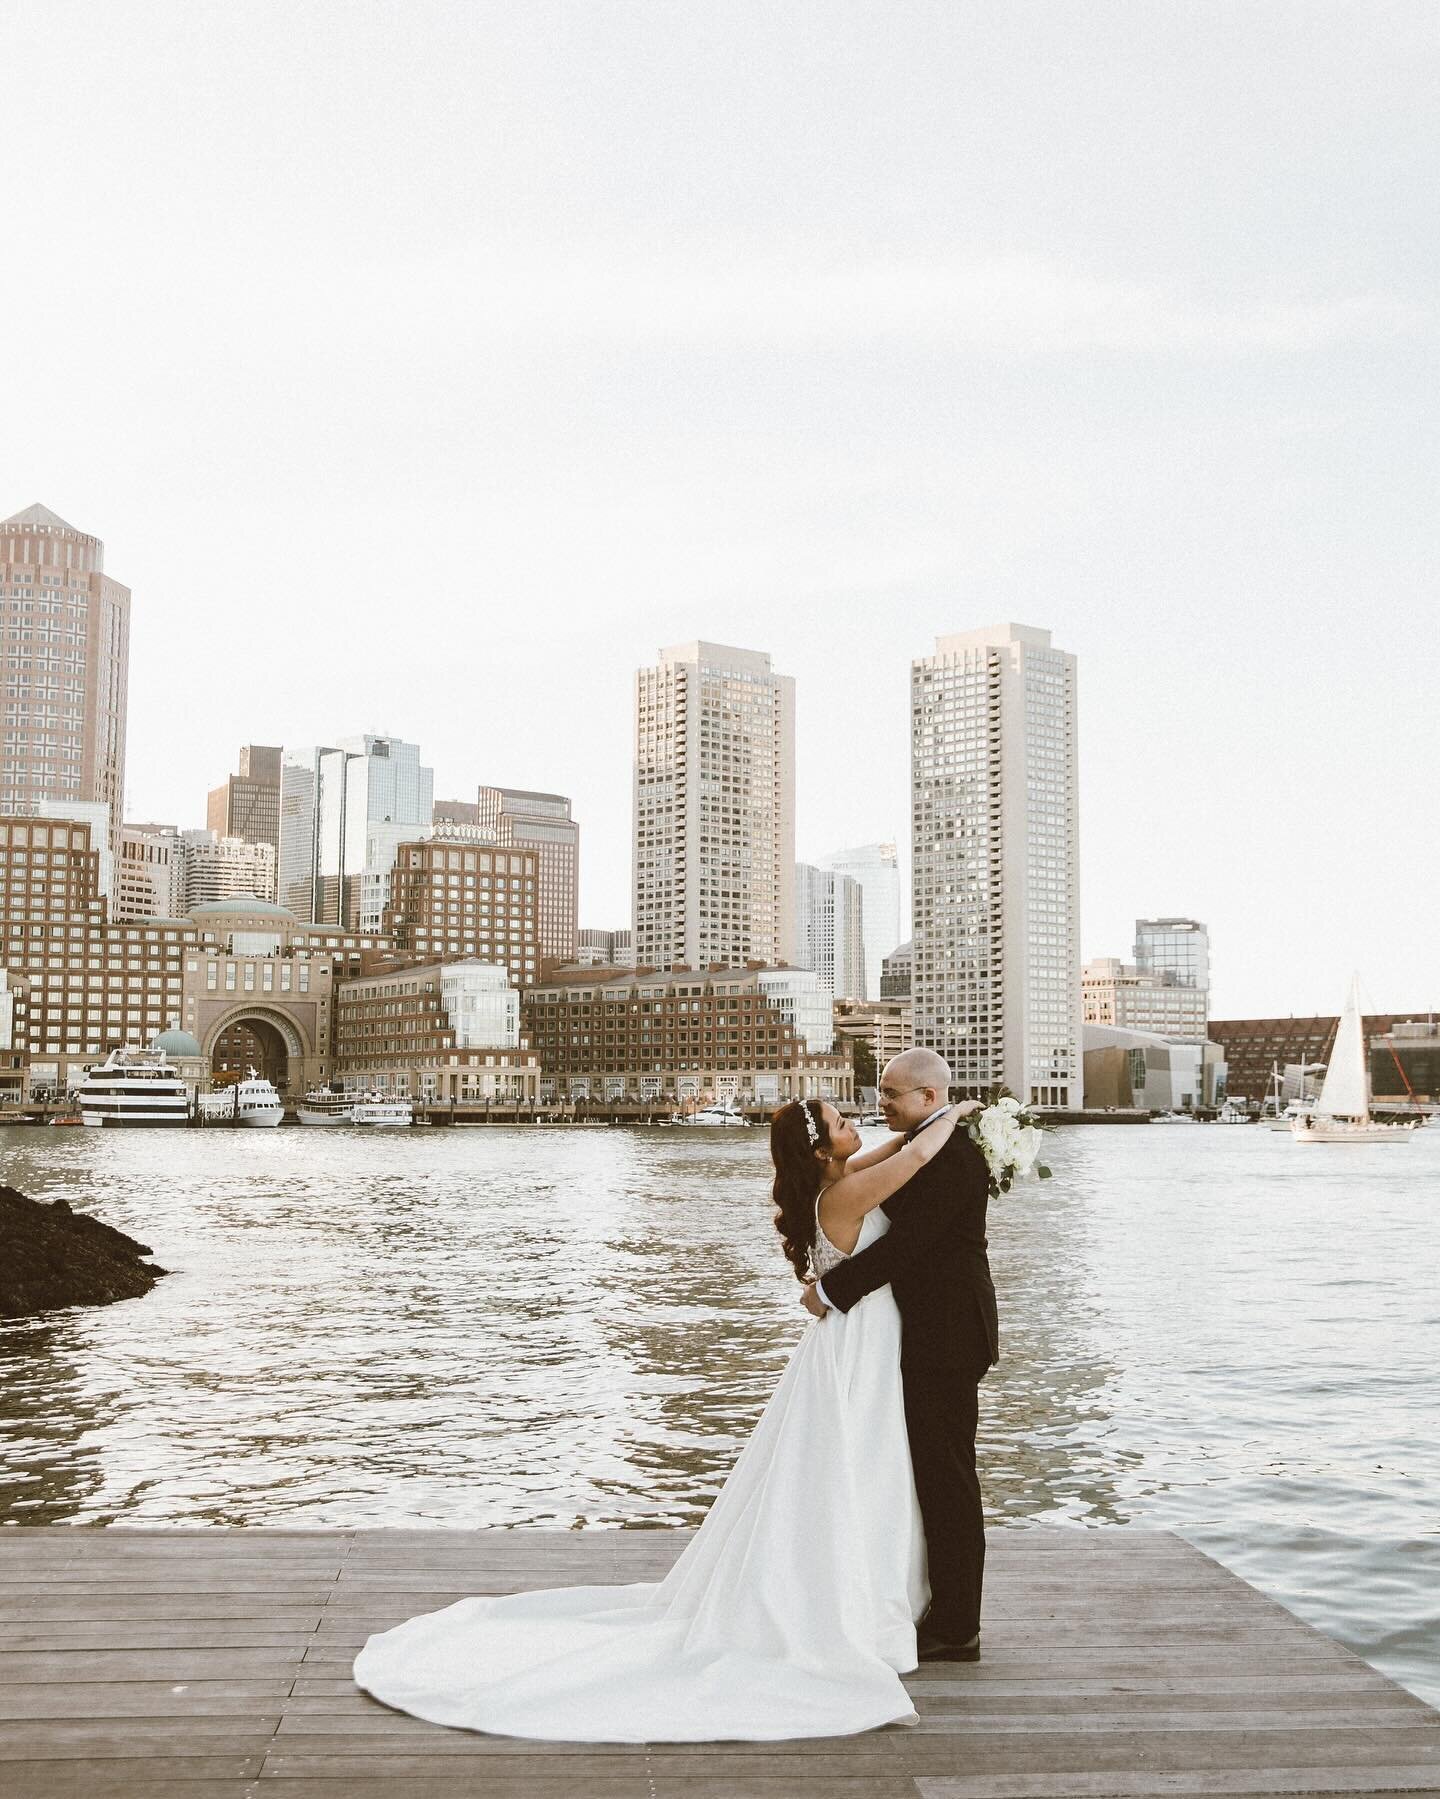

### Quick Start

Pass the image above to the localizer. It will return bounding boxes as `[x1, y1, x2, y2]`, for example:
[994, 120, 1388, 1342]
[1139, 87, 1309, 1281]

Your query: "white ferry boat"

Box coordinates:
[296, 1085, 413, 1127]
[673, 1101, 750, 1128]
[198, 1069, 284, 1127]
[350, 1095, 414, 1127]
[78, 1048, 191, 1128]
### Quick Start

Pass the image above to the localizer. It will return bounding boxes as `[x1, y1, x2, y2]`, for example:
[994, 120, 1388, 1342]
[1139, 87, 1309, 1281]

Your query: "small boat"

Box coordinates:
[1263, 1061, 1319, 1130]
[296, 1085, 413, 1126]
[1149, 1110, 1198, 1124]
[350, 1094, 413, 1128]
[859, 1110, 886, 1127]
[297, 1084, 353, 1126]
[1292, 975, 1418, 1144]
[77, 1047, 190, 1128]
[1214, 1099, 1251, 1124]
[672, 1102, 750, 1128]
[198, 1069, 284, 1127]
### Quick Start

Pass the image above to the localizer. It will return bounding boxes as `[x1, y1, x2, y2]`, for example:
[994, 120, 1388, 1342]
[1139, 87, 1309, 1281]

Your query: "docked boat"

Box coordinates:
[198, 1069, 284, 1127]
[296, 1085, 412, 1127]
[296, 1084, 354, 1126]
[1263, 1061, 1319, 1130]
[350, 1095, 413, 1127]
[673, 1102, 750, 1127]
[77, 1047, 191, 1128]
[1292, 976, 1418, 1144]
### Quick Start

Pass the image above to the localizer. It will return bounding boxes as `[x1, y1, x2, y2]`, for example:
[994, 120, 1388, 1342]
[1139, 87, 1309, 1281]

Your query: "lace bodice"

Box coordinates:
[809, 1194, 889, 1280]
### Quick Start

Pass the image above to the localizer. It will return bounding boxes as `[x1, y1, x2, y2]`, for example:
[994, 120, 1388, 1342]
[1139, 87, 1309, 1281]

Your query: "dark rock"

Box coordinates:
[0, 1185, 168, 1319]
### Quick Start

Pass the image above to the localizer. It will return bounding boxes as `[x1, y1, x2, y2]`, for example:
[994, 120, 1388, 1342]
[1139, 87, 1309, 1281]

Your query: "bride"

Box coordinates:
[353, 1095, 970, 1742]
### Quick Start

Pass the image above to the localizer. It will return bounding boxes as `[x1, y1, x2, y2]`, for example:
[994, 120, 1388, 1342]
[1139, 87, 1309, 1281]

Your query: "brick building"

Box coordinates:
[523, 964, 853, 1104]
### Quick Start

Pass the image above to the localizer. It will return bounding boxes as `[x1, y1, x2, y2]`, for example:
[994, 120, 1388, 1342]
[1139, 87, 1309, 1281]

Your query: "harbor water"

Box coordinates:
[1, 1121, 1436, 1706]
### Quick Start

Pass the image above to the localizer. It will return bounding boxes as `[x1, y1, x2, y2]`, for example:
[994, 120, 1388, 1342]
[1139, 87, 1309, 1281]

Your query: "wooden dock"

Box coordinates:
[1, 1525, 1436, 1796]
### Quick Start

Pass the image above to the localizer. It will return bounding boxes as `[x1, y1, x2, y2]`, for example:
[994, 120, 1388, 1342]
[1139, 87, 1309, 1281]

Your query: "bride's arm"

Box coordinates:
[820, 1108, 967, 1232]
[843, 1133, 908, 1173]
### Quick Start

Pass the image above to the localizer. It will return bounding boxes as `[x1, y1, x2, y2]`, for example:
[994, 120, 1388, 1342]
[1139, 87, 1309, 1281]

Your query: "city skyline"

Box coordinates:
[4, 5, 1435, 1021]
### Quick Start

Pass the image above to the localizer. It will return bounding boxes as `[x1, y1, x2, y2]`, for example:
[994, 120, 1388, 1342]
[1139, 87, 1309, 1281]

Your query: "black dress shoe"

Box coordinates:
[915, 1630, 980, 1663]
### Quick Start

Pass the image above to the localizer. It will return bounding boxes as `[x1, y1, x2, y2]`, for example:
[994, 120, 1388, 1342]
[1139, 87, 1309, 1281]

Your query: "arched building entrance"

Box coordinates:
[201, 1007, 309, 1097]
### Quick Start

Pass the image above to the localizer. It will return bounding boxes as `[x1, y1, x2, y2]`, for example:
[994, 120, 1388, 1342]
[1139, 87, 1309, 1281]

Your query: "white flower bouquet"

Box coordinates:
[966, 1089, 1052, 1196]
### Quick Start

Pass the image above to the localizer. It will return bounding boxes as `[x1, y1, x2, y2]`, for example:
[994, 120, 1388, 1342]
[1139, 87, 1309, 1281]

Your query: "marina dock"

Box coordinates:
[1, 1525, 1437, 1796]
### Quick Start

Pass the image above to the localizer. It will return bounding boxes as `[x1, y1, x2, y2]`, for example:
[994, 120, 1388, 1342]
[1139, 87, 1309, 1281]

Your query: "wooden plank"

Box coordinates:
[0, 1525, 1432, 1799]
[0, 1719, 282, 1758]
[0, 1680, 296, 1718]
[0, 1758, 264, 1795]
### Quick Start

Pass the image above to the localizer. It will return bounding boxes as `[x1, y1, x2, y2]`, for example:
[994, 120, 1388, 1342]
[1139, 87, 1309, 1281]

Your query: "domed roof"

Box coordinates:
[152, 1028, 203, 1058]
[188, 895, 298, 920]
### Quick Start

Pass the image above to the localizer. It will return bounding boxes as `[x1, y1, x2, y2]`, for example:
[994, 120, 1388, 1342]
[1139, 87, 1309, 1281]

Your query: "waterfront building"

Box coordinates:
[910, 623, 1082, 1108]
[1082, 1023, 1224, 1113]
[277, 735, 433, 929]
[523, 964, 851, 1105]
[0, 967, 30, 1103]
[795, 863, 866, 1002]
[832, 998, 914, 1075]
[333, 960, 539, 1104]
[0, 813, 407, 1092]
[1082, 957, 1209, 1042]
[633, 642, 796, 974]
[880, 940, 912, 999]
[816, 843, 900, 1001]
[117, 823, 183, 922]
[207, 746, 282, 879]
[754, 967, 834, 1054]
[0, 504, 130, 854]
[575, 928, 636, 968]
[1210, 1013, 1440, 1107]
[381, 836, 540, 988]
[473, 786, 579, 966]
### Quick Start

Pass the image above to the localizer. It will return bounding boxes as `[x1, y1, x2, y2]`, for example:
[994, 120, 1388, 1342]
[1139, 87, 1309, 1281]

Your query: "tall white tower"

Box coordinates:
[910, 623, 1081, 1108]
[796, 863, 866, 1000]
[633, 642, 796, 973]
[817, 842, 901, 1000]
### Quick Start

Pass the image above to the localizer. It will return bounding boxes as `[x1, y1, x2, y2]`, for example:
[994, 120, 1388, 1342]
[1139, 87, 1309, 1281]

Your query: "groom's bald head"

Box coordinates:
[879, 1049, 952, 1130]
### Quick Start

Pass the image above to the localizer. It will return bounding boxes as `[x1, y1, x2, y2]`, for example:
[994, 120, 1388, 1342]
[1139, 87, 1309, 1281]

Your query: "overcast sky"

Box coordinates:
[5, 1, 1436, 1019]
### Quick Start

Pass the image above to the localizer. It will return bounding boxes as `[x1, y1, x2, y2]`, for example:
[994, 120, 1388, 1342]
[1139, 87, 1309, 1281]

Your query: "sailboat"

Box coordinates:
[1291, 976, 1417, 1144]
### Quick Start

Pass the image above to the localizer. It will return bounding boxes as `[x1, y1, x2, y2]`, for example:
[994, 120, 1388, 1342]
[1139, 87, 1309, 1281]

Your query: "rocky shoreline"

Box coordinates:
[0, 1185, 168, 1319]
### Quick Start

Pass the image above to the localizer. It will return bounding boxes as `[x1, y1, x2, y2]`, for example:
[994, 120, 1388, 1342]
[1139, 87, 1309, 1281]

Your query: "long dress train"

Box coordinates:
[353, 1204, 928, 1741]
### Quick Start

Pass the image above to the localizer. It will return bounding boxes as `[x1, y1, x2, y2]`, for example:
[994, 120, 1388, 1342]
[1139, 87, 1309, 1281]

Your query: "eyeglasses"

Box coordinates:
[877, 1085, 927, 1101]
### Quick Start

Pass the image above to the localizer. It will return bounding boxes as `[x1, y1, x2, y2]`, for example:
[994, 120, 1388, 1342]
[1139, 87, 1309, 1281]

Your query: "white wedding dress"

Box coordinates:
[353, 1203, 929, 1741]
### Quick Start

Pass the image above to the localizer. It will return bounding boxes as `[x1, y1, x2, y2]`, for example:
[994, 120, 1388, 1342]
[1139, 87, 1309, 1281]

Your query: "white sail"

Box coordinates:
[1316, 975, 1369, 1119]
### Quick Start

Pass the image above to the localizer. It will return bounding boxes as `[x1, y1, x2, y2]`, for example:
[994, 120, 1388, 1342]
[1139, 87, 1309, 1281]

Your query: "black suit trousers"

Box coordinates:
[902, 1362, 983, 1640]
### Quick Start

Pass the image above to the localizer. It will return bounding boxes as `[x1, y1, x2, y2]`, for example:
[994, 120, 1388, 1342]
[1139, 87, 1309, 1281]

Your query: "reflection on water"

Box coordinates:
[1, 1122, 1436, 1703]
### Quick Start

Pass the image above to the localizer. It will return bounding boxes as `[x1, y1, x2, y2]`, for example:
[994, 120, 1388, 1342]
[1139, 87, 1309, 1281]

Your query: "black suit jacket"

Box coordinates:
[818, 1124, 999, 1377]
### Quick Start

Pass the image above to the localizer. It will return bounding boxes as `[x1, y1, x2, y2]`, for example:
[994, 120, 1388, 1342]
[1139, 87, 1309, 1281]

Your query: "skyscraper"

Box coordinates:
[207, 746, 282, 880]
[795, 863, 866, 1001]
[276, 735, 433, 928]
[1134, 917, 1211, 1016]
[475, 786, 579, 966]
[816, 842, 901, 1001]
[633, 642, 795, 973]
[0, 503, 130, 852]
[911, 623, 1081, 1107]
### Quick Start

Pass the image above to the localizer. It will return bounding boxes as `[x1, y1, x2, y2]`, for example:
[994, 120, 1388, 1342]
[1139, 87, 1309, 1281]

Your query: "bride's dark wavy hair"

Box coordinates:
[769, 1099, 831, 1283]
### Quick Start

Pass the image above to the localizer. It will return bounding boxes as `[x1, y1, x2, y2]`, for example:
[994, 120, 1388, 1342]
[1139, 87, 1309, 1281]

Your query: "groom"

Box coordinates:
[803, 1048, 998, 1663]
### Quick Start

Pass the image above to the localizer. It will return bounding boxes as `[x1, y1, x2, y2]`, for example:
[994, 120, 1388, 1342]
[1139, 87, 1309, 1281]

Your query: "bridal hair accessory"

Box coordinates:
[800, 1103, 821, 1147]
